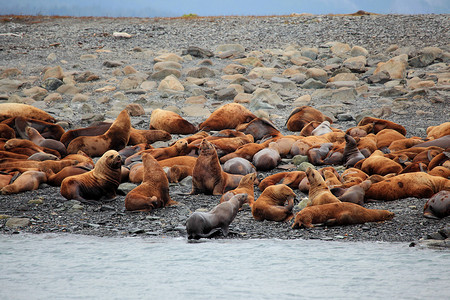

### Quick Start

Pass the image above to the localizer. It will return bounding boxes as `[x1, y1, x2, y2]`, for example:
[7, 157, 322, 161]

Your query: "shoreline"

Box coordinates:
[0, 14, 449, 247]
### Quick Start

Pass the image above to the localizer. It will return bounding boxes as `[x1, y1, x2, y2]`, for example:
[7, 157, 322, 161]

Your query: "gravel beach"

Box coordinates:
[0, 14, 448, 246]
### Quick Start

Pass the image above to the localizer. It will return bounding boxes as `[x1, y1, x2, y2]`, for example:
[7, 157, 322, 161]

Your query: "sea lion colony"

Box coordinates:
[0, 103, 449, 238]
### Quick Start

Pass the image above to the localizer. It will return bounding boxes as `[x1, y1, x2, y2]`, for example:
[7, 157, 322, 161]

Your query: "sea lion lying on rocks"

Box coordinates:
[252, 184, 295, 222]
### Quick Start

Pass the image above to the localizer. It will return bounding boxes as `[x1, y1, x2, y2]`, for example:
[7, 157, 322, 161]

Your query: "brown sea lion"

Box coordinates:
[26, 126, 67, 157]
[252, 142, 281, 171]
[199, 103, 257, 131]
[426, 151, 450, 171]
[323, 169, 342, 189]
[45, 163, 93, 186]
[292, 202, 394, 228]
[220, 173, 257, 206]
[60, 122, 111, 147]
[27, 152, 59, 161]
[423, 190, 450, 219]
[125, 153, 177, 211]
[223, 157, 256, 175]
[149, 108, 197, 134]
[375, 129, 406, 150]
[331, 179, 372, 205]
[345, 123, 374, 138]
[0, 158, 77, 173]
[128, 128, 172, 145]
[219, 140, 271, 163]
[208, 134, 254, 156]
[235, 117, 281, 141]
[305, 167, 341, 206]
[340, 168, 369, 187]
[0, 171, 18, 189]
[388, 137, 425, 152]
[365, 172, 450, 201]
[134, 139, 188, 161]
[258, 171, 306, 191]
[164, 165, 193, 183]
[359, 150, 403, 176]
[60, 150, 122, 203]
[426, 122, 450, 140]
[252, 184, 295, 222]
[10, 116, 65, 140]
[286, 106, 332, 132]
[343, 134, 365, 168]
[0, 124, 15, 139]
[67, 110, 131, 157]
[1, 170, 47, 195]
[4, 138, 62, 158]
[186, 193, 248, 239]
[358, 116, 406, 135]
[0, 103, 56, 123]
[0, 150, 28, 160]
[307, 142, 333, 165]
[356, 134, 378, 156]
[428, 166, 450, 178]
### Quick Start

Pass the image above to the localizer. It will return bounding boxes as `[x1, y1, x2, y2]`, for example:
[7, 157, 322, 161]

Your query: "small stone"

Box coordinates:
[41, 77, 64, 91]
[302, 78, 326, 89]
[5, 217, 30, 228]
[183, 46, 214, 58]
[72, 93, 89, 102]
[43, 66, 64, 80]
[28, 198, 44, 204]
[292, 155, 309, 165]
[123, 65, 138, 75]
[125, 103, 145, 116]
[157, 75, 184, 92]
[151, 69, 181, 80]
[80, 54, 97, 61]
[297, 162, 315, 171]
[154, 53, 183, 63]
[186, 67, 215, 78]
[305, 68, 328, 83]
[216, 88, 238, 100]
[216, 44, 245, 54]
[113, 32, 132, 38]
[103, 61, 123, 68]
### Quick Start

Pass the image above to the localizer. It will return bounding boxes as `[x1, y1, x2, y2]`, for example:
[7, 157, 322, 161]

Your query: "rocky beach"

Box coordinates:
[0, 14, 448, 246]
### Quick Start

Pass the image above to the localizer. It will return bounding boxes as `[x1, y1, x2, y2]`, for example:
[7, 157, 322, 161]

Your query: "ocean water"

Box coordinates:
[1, 234, 449, 299]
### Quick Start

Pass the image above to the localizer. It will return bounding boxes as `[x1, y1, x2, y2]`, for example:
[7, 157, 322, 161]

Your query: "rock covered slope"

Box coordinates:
[0, 14, 448, 245]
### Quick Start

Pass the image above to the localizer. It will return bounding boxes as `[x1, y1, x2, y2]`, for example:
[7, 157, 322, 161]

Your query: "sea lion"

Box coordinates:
[128, 128, 172, 145]
[323, 169, 342, 189]
[1, 170, 47, 195]
[358, 116, 406, 135]
[428, 166, 450, 179]
[27, 152, 59, 161]
[186, 193, 248, 239]
[198, 103, 257, 131]
[149, 108, 197, 134]
[311, 121, 333, 136]
[426, 122, 450, 140]
[252, 142, 281, 171]
[340, 167, 369, 187]
[220, 173, 257, 206]
[0, 158, 77, 173]
[365, 172, 450, 201]
[359, 150, 403, 176]
[60, 150, 122, 203]
[258, 171, 306, 191]
[59, 122, 111, 147]
[133, 139, 188, 161]
[26, 126, 67, 157]
[292, 202, 395, 228]
[343, 134, 365, 168]
[307, 142, 333, 165]
[0, 103, 56, 123]
[45, 163, 93, 186]
[252, 184, 295, 222]
[412, 135, 450, 149]
[125, 153, 177, 211]
[10, 116, 65, 140]
[235, 117, 281, 141]
[223, 157, 256, 175]
[119, 143, 153, 164]
[67, 110, 131, 157]
[4, 138, 62, 158]
[388, 137, 425, 152]
[305, 167, 341, 206]
[331, 179, 372, 205]
[375, 129, 406, 150]
[0, 124, 15, 139]
[219, 140, 270, 163]
[345, 123, 374, 138]
[208, 134, 254, 157]
[286, 106, 332, 132]
[423, 190, 450, 219]
[164, 165, 193, 183]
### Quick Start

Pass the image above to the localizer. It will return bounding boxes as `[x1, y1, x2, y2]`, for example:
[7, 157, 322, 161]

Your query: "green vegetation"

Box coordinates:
[181, 13, 199, 18]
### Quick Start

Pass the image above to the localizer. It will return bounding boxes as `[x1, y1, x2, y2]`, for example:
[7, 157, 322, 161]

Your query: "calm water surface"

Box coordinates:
[1, 234, 449, 300]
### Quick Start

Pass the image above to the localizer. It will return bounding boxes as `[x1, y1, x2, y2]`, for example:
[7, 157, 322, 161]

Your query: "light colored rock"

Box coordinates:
[305, 68, 328, 83]
[228, 84, 244, 94]
[234, 57, 264, 67]
[293, 94, 311, 106]
[185, 95, 207, 104]
[233, 92, 252, 103]
[119, 77, 139, 90]
[95, 85, 116, 93]
[44, 92, 63, 103]
[157, 75, 184, 92]
[5, 217, 30, 228]
[248, 67, 279, 79]
[23, 86, 48, 101]
[302, 78, 326, 89]
[47, 53, 57, 62]
[151, 69, 181, 80]
[223, 64, 247, 75]
[186, 67, 215, 78]
[328, 73, 358, 82]
[72, 93, 89, 102]
[153, 61, 182, 71]
[80, 54, 97, 61]
[113, 32, 132, 38]
[330, 42, 351, 58]
[374, 54, 408, 79]
[56, 84, 82, 95]
[125, 103, 145, 116]
[216, 44, 245, 53]
[140, 81, 157, 91]
[43, 66, 64, 80]
[291, 57, 312, 66]
[350, 46, 369, 57]
[154, 53, 183, 63]
[250, 88, 282, 106]
[271, 77, 297, 89]
[123, 65, 138, 75]
[113, 92, 127, 100]
[343, 56, 367, 72]
[182, 105, 210, 117]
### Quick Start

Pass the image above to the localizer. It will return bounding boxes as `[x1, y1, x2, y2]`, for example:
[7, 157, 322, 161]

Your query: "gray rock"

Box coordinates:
[216, 88, 238, 100]
[183, 46, 214, 58]
[103, 61, 123, 68]
[186, 67, 215, 78]
[151, 69, 181, 80]
[302, 78, 326, 89]
[297, 162, 315, 171]
[41, 78, 64, 91]
[5, 217, 30, 228]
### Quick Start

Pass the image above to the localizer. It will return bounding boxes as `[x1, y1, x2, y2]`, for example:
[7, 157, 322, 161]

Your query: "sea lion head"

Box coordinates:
[199, 139, 215, 155]
[174, 139, 188, 151]
[230, 193, 248, 206]
[98, 150, 122, 170]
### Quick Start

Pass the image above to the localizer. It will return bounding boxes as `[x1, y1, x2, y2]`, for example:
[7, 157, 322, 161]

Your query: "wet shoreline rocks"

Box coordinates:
[0, 14, 449, 245]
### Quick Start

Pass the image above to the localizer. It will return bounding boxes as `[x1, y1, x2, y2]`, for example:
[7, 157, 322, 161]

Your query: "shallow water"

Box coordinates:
[1, 234, 449, 300]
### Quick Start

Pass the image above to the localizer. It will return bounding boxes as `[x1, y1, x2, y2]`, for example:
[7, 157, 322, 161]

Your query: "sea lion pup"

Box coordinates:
[365, 172, 450, 201]
[343, 134, 365, 168]
[220, 173, 257, 205]
[285, 105, 333, 132]
[125, 153, 177, 211]
[345, 123, 374, 138]
[323, 169, 342, 189]
[67, 110, 131, 157]
[190, 139, 230, 195]
[426, 122, 450, 140]
[198, 103, 257, 131]
[164, 165, 193, 183]
[291, 202, 394, 229]
[359, 150, 403, 176]
[305, 167, 341, 206]
[186, 193, 248, 239]
[0, 124, 15, 139]
[60, 150, 122, 204]
[223, 157, 256, 175]
[252, 184, 295, 222]
[26, 126, 67, 157]
[0, 170, 47, 195]
[219, 140, 271, 163]
[375, 129, 406, 150]
[330, 180, 372, 206]
[252, 142, 281, 171]
[149, 108, 197, 134]
[0, 103, 56, 123]
[235, 117, 281, 141]
[258, 171, 306, 191]
[306, 142, 333, 165]
[423, 190, 450, 219]
[357, 116, 406, 135]
[4, 138, 62, 158]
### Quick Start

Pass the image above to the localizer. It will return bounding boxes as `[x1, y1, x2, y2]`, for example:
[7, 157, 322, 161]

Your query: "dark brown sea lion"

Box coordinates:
[331, 179, 372, 205]
[26, 126, 67, 157]
[365, 172, 450, 201]
[11, 116, 65, 140]
[235, 117, 281, 141]
[0, 103, 56, 123]
[199, 103, 257, 131]
[412, 135, 450, 149]
[45, 163, 93, 186]
[286, 106, 332, 132]
[67, 110, 131, 157]
[292, 202, 395, 228]
[59, 122, 111, 147]
[423, 190, 450, 219]
[220, 173, 257, 206]
[186, 193, 248, 239]
[252, 184, 295, 222]
[125, 153, 177, 211]
[307, 142, 333, 165]
[343, 134, 365, 168]
[60, 150, 122, 203]
[149, 108, 197, 134]
[0, 170, 47, 195]
[0, 124, 15, 139]
[305, 167, 341, 206]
